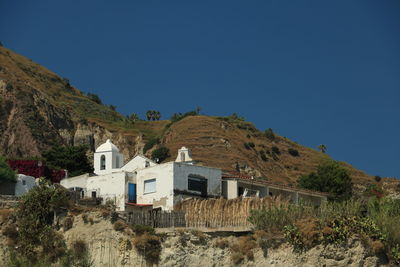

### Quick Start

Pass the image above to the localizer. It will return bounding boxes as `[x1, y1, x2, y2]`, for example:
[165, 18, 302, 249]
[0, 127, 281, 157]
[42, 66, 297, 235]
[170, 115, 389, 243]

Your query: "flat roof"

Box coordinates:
[222, 173, 329, 197]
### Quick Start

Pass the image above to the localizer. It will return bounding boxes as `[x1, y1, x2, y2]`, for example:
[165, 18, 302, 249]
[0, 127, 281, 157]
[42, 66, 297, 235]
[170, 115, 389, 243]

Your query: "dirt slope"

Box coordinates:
[0, 45, 374, 186]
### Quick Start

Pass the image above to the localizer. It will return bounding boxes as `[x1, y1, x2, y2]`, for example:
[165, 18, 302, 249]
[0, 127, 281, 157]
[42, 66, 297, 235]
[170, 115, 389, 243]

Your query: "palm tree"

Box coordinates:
[318, 144, 327, 153]
[146, 110, 153, 121]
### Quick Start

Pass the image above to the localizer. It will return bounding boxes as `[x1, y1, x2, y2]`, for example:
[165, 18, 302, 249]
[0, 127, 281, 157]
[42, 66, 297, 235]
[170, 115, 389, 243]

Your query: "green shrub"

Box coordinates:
[151, 146, 170, 163]
[374, 175, 382, 182]
[297, 160, 352, 201]
[86, 93, 102, 105]
[143, 138, 160, 154]
[271, 146, 280, 155]
[14, 184, 69, 263]
[288, 148, 299, 157]
[265, 128, 275, 140]
[259, 150, 268, 161]
[283, 224, 304, 252]
[0, 156, 16, 184]
[130, 224, 155, 236]
[42, 145, 93, 177]
[244, 143, 250, 150]
[248, 205, 309, 232]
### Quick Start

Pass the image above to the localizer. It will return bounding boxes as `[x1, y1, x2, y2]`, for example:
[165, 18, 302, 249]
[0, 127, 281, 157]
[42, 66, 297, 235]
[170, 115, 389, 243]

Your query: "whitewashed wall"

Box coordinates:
[14, 174, 36, 196]
[60, 174, 90, 189]
[136, 163, 174, 210]
[86, 172, 129, 211]
[173, 162, 221, 196]
[121, 155, 156, 172]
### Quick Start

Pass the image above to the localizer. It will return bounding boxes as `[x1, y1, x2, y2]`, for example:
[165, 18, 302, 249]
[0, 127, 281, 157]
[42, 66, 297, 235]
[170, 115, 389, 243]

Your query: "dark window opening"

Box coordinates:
[100, 155, 106, 170]
[188, 176, 207, 197]
[91, 191, 97, 198]
[238, 187, 244, 196]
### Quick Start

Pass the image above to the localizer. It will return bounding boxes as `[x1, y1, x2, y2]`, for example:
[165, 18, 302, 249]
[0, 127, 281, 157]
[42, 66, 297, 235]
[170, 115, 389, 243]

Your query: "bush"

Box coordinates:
[82, 213, 89, 224]
[42, 145, 93, 177]
[130, 224, 155, 236]
[86, 92, 102, 105]
[63, 216, 74, 231]
[214, 238, 229, 249]
[283, 224, 304, 252]
[298, 160, 352, 201]
[271, 146, 280, 155]
[110, 211, 119, 223]
[374, 175, 382, 182]
[71, 239, 88, 260]
[151, 146, 170, 163]
[230, 236, 257, 263]
[288, 148, 299, 157]
[0, 156, 16, 184]
[143, 138, 160, 154]
[260, 150, 268, 161]
[248, 204, 309, 232]
[133, 233, 162, 264]
[244, 142, 255, 150]
[14, 184, 69, 263]
[265, 128, 275, 140]
[2, 224, 18, 240]
[101, 210, 110, 219]
[114, 220, 126, 232]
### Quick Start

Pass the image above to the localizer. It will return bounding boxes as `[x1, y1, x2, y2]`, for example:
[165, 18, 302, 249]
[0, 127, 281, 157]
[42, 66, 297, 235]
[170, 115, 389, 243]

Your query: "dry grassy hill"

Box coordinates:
[0, 45, 374, 186]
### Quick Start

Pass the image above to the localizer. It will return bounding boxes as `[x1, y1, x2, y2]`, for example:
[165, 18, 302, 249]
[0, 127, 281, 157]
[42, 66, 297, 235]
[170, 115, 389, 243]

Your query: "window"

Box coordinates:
[145, 161, 150, 168]
[100, 155, 106, 170]
[115, 155, 119, 168]
[188, 175, 207, 196]
[144, 179, 156, 194]
[181, 152, 185, 162]
[22, 180, 26, 186]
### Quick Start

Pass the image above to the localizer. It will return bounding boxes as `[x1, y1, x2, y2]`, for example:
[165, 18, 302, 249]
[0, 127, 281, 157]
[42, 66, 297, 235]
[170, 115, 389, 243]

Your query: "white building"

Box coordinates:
[0, 174, 36, 196]
[61, 140, 221, 211]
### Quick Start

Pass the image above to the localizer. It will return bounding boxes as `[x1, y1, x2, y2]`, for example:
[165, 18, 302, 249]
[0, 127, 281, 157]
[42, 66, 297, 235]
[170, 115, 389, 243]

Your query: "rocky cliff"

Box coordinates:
[0, 210, 387, 267]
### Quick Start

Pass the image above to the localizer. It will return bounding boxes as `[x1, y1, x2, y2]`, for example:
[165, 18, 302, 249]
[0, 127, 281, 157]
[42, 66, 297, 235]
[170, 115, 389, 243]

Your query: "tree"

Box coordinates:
[265, 128, 275, 140]
[146, 110, 161, 121]
[129, 113, 140, 122]
[298, 160, 352, 201]
[151, 146, 170, 163]
[0, 156, 16, 184]
[86, 92, 102, 105]
[42, 145, 93, 177]
[109, 105, 117, 111]
[318, 144, 327, 153]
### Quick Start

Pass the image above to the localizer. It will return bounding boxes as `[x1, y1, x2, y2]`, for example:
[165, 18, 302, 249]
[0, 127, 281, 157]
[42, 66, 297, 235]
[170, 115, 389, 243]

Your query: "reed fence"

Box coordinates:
[126, 197, 280, 228]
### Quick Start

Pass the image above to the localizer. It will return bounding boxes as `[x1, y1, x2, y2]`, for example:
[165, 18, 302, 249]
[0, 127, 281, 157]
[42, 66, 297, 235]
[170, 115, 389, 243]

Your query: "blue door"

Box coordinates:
[128, 183, 136, 203]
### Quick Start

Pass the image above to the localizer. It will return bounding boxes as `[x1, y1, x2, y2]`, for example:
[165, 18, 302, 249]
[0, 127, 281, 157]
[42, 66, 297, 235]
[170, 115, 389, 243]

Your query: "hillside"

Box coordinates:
[0, 46, 373, 186]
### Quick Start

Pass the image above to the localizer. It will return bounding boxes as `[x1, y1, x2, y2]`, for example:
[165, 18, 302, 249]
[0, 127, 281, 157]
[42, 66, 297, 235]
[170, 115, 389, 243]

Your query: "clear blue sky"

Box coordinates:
[1, 1, 399, 178]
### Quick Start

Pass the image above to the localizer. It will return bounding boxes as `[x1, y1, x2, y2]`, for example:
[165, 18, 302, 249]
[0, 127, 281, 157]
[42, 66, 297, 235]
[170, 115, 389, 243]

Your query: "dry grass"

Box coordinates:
[0, 209, 12, 223]
[63, 216, 74, 231]
[294, 218, 320, 249]
[230, 235, 257, 264]
[71, 239, 88, 260]
[133, 233, 162, 264]
[113, 220, 127, 232]
[214, 237, 230, 249]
